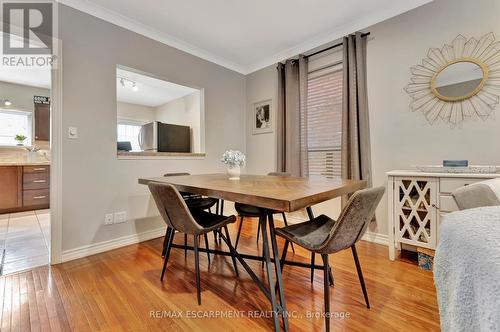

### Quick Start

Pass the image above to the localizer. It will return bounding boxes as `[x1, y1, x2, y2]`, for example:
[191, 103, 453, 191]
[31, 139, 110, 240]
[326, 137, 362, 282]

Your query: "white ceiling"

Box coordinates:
[60, 0, 432, 74]
[0, 67, 51, 89]
[0, 33, 51, 88]
[116, 68, 198, 107]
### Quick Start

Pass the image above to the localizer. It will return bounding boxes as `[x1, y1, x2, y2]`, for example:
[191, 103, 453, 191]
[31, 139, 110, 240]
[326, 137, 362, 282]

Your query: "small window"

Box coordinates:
[117, 121, 143, 152]
[0, 109, 32, 146]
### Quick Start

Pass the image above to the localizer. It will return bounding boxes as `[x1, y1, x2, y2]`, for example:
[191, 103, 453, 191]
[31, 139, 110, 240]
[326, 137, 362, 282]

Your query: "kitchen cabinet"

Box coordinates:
[0, 166, 23, 211]
[0, 165, 50, 213]
[34, 103, 50, 141]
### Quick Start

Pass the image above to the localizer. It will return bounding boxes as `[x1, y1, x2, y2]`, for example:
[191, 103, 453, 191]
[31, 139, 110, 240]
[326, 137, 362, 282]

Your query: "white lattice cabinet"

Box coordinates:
[387, 170, 500, 260]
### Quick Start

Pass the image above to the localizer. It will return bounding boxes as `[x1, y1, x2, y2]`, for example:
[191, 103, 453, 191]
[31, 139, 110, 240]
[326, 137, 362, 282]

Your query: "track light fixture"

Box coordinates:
[117, 76, 138, 92]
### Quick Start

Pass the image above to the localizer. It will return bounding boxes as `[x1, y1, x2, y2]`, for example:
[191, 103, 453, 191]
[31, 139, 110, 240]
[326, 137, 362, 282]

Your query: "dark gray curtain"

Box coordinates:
[341, 32, 372, 205]
[276, 55, 308, 177]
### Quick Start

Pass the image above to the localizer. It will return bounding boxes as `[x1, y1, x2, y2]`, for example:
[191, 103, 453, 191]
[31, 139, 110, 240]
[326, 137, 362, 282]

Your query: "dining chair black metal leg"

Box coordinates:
[307, 207, 316, 283]
[218, 200, 225, 242]
[256, 222, 261, 243]
[234, 215, 244, 249]
[310, 253, 315, 282]
[223, 226, 239, 277]
[160, 230, 175, 281]
[268, 212, 289, 331]
[281, 213, 295, 253]
[261, 245, 265, 269]
[184, 234, 188, 258]
[259, 212, 281, 332]
[219, 199, 224, 215]
[204, 233, 211, 265]
[279, 240, 289, 270]
[274, 239, 289, 292]
[162, 227, 172, 257]
[194, 235, 202, 305]
[321, 254, 331, 332]
[351, 244, 370, 309]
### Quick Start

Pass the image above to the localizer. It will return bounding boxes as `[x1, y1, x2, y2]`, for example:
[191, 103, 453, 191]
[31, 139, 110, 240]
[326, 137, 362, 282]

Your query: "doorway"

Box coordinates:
[0, 32, 58, 274]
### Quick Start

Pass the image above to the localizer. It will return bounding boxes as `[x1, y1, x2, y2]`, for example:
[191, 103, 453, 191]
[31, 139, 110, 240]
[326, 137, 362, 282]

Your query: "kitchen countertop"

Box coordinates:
[0, 149, 50, 166]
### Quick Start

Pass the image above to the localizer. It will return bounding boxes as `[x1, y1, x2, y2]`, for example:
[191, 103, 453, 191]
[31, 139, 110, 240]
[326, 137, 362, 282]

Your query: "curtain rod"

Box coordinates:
[305, 32, 371, 59]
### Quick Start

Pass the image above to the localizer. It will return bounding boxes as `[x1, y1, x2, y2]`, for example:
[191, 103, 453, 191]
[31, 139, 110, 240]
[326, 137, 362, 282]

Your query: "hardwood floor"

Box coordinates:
[0, 219, 440, 331]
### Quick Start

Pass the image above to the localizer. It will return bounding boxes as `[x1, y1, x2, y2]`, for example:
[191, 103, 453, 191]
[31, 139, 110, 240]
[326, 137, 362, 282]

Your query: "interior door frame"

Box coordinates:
[49, 38, 63, 264]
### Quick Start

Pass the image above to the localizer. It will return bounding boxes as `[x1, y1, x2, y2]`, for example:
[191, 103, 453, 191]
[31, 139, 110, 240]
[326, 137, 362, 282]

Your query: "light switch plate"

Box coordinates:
[68, 126, 78, 139]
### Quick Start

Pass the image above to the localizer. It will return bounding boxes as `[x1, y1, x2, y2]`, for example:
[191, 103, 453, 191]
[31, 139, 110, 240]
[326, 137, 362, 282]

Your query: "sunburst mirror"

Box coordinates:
[405, 33, 500, 125]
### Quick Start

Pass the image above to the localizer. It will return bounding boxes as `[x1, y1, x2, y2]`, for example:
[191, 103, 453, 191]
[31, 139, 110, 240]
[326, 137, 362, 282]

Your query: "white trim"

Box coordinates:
[57, 0, 246, 74]
[50, 39, 63, 264]
[58, 0, 432, 75]
[361, 232, 388, 246]
[61, 226, 166, 262]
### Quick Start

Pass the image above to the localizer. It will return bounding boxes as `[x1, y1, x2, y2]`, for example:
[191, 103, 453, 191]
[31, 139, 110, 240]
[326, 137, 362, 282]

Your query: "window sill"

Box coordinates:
[117, 151, 206, 160]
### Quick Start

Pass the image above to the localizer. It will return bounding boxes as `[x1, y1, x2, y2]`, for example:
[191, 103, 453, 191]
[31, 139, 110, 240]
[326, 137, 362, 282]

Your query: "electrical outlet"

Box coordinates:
[104, 213, 114, 225]
[114, 211, 127, 224]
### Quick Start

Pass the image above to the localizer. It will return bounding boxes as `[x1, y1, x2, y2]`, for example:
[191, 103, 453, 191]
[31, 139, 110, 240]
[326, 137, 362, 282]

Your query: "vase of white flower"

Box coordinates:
[221, 150, 245, 180]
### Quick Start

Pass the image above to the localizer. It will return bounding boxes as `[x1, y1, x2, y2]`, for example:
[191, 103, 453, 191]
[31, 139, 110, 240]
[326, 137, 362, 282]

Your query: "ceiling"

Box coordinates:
[116, 68, 198, 107]
[0, 67, 51, 89]
[0, 33, 51, 89]
[60, 0, 432, 74]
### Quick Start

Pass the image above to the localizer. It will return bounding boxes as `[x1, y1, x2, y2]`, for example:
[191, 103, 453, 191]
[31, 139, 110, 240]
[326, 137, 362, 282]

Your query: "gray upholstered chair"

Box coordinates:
[275, 186, 385, 332]
[234, 172, 295, 253]
[148, 182, 239, 305]
[163, 172, 218, 262]
[452, 178, 500, 210]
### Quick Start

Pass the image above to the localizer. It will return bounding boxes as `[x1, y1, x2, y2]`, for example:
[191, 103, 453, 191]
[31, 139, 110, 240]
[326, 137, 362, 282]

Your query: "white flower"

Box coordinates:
[221, 150, 246, 167]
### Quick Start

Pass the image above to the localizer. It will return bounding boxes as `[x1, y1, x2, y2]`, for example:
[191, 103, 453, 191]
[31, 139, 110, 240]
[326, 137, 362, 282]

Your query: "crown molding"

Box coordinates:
[57, 0, 247, 74]
[58, 0, 432, 75]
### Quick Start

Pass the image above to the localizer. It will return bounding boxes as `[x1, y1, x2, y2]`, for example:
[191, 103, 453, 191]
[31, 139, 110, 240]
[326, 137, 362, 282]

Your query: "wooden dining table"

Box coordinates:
[138, 173, 366, 332]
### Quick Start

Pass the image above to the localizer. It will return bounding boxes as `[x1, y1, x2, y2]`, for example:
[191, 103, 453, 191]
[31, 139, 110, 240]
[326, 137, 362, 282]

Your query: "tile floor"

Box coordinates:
[0, 209, 50, 275]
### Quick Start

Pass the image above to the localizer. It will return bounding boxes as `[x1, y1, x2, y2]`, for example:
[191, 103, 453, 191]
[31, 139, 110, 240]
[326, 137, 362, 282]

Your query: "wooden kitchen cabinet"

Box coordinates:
[34, 103, 50, 141]
[0, 166, 23, 211]
[0, 165, 50, 213]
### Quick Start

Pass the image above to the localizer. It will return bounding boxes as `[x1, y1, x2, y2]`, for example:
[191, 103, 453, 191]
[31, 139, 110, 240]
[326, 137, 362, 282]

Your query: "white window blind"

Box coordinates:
[305, 63, 343, 179]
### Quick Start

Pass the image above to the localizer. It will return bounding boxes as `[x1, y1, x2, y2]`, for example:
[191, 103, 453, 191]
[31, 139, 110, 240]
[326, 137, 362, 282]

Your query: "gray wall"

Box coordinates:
[244, 0, 500, 237]
[58, 5, 246, 252]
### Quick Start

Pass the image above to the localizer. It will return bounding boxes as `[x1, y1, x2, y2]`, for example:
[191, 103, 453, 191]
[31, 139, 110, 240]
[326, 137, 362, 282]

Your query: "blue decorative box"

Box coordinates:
[417, 247, 435, 271]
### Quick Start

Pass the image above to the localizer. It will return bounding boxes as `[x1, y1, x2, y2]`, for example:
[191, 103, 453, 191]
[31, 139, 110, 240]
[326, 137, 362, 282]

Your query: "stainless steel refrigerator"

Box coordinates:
[138, 121, 191, 153]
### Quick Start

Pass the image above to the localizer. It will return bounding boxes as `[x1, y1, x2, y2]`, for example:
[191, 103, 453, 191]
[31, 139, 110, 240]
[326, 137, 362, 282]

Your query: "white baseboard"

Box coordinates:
[61, 227, 166, 262]
[361, 231, 388, 246]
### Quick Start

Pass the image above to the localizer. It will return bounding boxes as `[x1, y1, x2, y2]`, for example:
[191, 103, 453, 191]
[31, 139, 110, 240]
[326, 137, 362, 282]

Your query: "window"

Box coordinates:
[0, 109, 32, 146]
[305, 59, 343, 179]
[117, 120, 142, 152]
